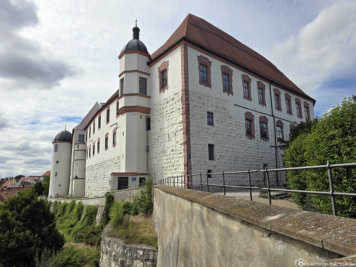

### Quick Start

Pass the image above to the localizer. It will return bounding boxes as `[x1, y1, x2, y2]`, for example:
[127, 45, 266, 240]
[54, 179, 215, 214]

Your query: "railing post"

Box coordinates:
[200, 173, 202, 191]
[266, 169, 272, 205]
[327, 162, 337, 216]
[207, 173, 210, 192]
[222, 171, 226, 195]
[248, 169, 252, 201]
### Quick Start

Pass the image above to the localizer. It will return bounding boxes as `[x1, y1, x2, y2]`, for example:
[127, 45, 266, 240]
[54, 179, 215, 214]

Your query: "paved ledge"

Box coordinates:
[155, 186, 356, 257]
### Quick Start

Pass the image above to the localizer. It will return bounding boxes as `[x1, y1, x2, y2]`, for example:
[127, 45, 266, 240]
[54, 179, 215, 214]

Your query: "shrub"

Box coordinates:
[100, 192, 114, 226]
[0, 190, 64, 267]
[137, 178, 153, 216]
[50, 246, 84, 267]
[74, 226, 102, 247]
[285, 97, 356, 217]
[71, 205, 98, 242]
[110, 201, 125, 226]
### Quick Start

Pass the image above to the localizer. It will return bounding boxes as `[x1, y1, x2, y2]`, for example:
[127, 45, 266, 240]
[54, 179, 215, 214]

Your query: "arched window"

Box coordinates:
[54, 144, 58, 152]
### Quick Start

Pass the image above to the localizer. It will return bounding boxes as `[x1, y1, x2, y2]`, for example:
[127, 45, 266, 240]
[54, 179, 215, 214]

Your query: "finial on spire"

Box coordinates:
[132, 20, 140, 40]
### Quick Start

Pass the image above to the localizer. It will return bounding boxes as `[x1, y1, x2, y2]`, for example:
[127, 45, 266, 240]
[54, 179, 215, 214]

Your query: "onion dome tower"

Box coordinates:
[48, 129, 72, 198]
[117, 21, 150, 174]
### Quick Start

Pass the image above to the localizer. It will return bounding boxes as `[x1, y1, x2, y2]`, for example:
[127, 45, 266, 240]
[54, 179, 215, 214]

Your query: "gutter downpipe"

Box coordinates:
[269, 81, 279, 186]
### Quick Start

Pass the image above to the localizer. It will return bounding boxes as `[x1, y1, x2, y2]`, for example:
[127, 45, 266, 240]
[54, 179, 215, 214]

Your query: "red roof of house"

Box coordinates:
[151, 14, 314, 103]
[1, 178, 17, 188]
[19, 177, 40, 182]
[41, 170, 51, 177]
[0, 187, 31, 202]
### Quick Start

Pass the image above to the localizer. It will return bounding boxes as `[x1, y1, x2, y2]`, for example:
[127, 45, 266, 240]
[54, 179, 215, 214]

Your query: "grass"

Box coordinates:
[64, 243, 100, 267]
[108, 215, 158, 249]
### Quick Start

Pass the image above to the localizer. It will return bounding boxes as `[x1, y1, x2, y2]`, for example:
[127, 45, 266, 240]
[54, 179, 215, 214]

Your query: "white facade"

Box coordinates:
[49, 140, 72, 198]
[48, 15, 315, 198]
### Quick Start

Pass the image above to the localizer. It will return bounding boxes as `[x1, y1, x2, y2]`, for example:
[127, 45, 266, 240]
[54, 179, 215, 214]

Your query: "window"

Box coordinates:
[161, 70, 167, 89]
[146, 117, 151, 131]
[257, 81, 266, 106]
[258, 88, 263, 104]
[221, 65, 233, 95]
[93, 142, 95, 156]
[139, 77, 147, 95]
[243, 81, 249, 99]
[276, 126, 283, 140]
[139, 177, 146, 187]
[207, 112, 214, 126]
[273, 88, 281, 111]
[304, 105, 310, 121]
[98, 116, 101, 129]
[116, 102, 119, 116]
[55, 172, 57, 177]
[54, 144, 58, 152]
[208, 144, 215, 160]
[245, 112, 255, 139]
[246, 119, 252, 136]
[223, 73, 230, 91]
[106, 109, 110, 123]
[158, 61, 169, 93]
[78, 134, 84, 143]
[197, 55, 212, 87]
[276, 120, 284, 140]
[260, 122, 268, 138]
[89, 146, 91, 158]
[259, 116, 269, 140]
[296, 103, 302, 118]
[105, 135, 108, 150]
[200, 64, 208, 84]
[207, 170, 212, 178]
[56, 161, 59, 164]
[97, 140, 100, 154]
[113, 132, 116, 147]
[89, 126, 91, 138]
[286, 98, 291, 114]
[120, 78, 124, 96]
[93, 122, 95, 134]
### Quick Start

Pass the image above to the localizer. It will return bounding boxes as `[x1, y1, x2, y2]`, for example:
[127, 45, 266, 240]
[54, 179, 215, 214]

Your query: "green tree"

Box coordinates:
[15, 175, 25, 183]
[0, 190, 64, 267]
[285, 97, 356, 217]
[42, 176, 50, 196]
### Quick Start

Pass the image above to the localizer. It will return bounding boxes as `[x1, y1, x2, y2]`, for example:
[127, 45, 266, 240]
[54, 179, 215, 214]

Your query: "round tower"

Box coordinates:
[48, 129, 72, 198]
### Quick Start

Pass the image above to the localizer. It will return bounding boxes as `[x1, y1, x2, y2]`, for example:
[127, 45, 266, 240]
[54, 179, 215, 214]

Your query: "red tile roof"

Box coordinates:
[0, 187, 31, 203]
[41, 170, 51, 177]
[1, 178, 17, 188]
[151, 14, 314, 103]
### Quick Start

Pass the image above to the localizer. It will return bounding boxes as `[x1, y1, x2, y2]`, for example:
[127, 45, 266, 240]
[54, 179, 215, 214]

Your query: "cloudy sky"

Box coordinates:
[0, 0, 355, 177]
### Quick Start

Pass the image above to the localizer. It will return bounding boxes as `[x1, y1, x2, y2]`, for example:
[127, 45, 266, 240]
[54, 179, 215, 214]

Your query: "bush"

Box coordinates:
[0, 190, 64, 267]
[71, 205, 98, 242]
[285, 97, 356, 217]
[74, 226, 102, 247]
[137, 178, 153, 216]
[110, 201, 125, 226]
[48, 246, 84, 267]
[100, 192, 114, 226]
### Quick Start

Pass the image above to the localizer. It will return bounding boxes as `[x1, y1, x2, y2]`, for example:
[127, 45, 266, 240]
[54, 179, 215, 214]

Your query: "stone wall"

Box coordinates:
[148, 47, 185, 181]
[100, 224, 158, 267]
[154, 186, 356, 267]
[86, 155, 121, 197]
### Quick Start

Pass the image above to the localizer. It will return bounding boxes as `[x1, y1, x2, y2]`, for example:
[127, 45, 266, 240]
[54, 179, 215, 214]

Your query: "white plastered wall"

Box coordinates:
[187, 46, 314, 187]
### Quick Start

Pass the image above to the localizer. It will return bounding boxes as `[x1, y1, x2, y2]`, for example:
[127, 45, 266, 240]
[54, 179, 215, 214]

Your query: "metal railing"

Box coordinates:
[156, 162, 356, 216]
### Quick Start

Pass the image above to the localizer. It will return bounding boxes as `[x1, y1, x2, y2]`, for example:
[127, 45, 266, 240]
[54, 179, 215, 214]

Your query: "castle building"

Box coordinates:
[48, 14, 315, 198]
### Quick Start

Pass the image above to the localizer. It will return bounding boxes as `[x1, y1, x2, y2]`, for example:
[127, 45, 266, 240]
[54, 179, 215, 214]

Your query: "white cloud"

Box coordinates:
[271, 0, 356, 107]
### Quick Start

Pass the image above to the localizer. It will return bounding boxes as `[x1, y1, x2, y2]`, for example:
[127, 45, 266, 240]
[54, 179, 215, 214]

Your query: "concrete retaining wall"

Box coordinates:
[153, 186, 356, 267]
[100, 224, 158, 267]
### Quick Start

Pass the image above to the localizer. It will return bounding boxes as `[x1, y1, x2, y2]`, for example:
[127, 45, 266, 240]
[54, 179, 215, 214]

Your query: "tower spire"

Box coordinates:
[132, 20, 140, 40]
